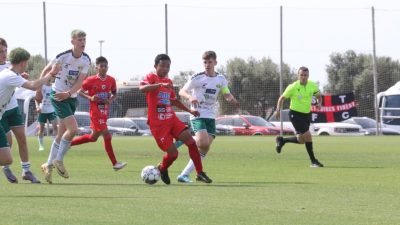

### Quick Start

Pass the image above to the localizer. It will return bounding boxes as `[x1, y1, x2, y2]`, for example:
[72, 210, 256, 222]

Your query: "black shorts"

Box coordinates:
[289, 110, 311, 134]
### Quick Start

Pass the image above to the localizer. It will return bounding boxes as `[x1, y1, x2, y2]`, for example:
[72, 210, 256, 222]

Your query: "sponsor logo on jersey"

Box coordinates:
[205, 89, 216, 94]
[68, 70, 79, 76]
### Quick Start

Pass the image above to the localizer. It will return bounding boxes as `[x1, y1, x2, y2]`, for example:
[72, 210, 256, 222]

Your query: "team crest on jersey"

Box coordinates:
[101, 84, 106, 90]
[64, 64, 70, 69]
[202, 83, 207, 88]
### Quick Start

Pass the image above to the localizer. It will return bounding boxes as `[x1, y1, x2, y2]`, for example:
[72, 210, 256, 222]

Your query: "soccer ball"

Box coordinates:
[141, 165, 160, 185]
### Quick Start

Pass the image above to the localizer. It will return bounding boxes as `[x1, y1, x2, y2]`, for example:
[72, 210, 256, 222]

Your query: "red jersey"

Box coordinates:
[82, 74, 116, 119]
[141, 73, 177, 126]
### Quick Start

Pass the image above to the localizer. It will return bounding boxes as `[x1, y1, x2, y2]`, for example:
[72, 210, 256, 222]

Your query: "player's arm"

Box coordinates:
[222, 86, 239, 108]
[275, 95, 286, 120]
[171, 99, 199, 117]
[107, 90, 117, 104]
[22, 73, 55, 91]
[78, 89, 94, 101]
[54, 72, 86, 101]
[35, 86, 43, 113]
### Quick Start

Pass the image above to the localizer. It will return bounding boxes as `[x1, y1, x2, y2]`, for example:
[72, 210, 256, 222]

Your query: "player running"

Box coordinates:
[40, 29, 91, 183]
[70, 56, 127, 171]
[176, 50, 239, 183]
[140, 54, 212, 185]
[35, 79, 58, 151]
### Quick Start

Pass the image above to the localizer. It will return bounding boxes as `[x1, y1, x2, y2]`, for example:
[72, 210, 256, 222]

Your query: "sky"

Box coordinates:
[1, 0, 400, 89]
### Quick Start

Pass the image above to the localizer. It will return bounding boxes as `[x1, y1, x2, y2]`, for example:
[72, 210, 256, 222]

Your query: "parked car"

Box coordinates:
[343, 117, 400, 135]
[268, 109, 296, 133]
[215, 124, 235, 136]
[107, 117, 151, 136]
[312, 122, 364, 136]
[216, 115, 294, 136]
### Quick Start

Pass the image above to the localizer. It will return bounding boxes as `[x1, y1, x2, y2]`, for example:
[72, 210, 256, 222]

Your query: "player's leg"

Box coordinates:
[49, 113, 58, 139]
[0, 125, 13, 168]
[151, 125, 177, 185]
[301, 124, 323, 168]
[53, 98, 79, 178]
[276, 110, 302, 153]
[175, 119, 212, 183]
[71, 130, 98, 146]
[1, 115, 18, 183]
[100, 129, 127, 170]
[38, 122, 45, 151]
[10, 125, 40, 183]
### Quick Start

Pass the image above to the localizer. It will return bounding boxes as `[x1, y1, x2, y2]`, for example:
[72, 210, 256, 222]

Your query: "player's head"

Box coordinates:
[154, 54, 171, 78]
[96, 56, 108, 75]
[8, 47, 30, 69]
[70, 29, 86, 53]
[297, 66, 309, 85]
[0, 37, 8, 64]
[202, 50, 217, 73]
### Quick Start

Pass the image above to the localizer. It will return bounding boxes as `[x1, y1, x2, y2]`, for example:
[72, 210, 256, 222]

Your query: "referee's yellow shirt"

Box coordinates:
[282, 80, 319, 113]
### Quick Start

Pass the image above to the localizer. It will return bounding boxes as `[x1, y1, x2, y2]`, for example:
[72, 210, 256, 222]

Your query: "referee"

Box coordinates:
[274, 66, 324, 167]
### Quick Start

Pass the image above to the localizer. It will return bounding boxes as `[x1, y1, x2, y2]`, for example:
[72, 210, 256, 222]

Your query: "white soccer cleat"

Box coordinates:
[113, 162, 127, 171]
[52, 160, 69, 178]
[41, 163, 53, 184]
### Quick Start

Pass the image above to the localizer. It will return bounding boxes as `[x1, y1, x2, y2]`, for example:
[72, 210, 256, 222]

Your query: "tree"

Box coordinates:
[324, 50, 400, 117]
[26, 54, 46, 80]
[220, 57, 296, 118]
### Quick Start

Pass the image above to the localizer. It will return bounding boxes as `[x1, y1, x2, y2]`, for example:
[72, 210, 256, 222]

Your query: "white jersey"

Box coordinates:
[182, 72, 229, 119]
[0, 68, 27, 119]
[0, 62, 18, 111]
[40, 84, 54, 113]
[51, 50, 91, 98]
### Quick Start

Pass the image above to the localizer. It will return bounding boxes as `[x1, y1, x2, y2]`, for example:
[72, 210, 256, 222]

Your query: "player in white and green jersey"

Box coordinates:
[176, 51, 239, 183]
[35, 80, 58, 151]
[0, 47, 56, 183]
[40, 29, 91, 184]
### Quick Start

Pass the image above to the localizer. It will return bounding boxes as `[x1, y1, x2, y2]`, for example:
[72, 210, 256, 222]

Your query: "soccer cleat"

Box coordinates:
[22, 171, 41, 183]
[41, 163, 53, 184]
[310, 160, 324, 168]
[3, 167, 18, 183]
[196, 171, 212, 183]
[275, 136, 284, 153]
[39, 145, 45, 151]
[52, 160, 69, 178]
[177, 174, 192, 183]
[158, 164, 170, 185]
[113, 162, 127, 171]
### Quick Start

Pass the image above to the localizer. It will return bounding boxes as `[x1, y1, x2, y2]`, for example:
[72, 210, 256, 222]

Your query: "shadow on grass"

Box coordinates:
[325, 166, 384, 169]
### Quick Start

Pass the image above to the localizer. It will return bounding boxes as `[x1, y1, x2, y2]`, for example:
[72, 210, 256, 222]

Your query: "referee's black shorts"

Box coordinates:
[289, 110, 311, 134]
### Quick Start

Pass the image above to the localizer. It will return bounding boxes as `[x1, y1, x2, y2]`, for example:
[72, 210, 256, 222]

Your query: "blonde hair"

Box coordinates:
[71, 29, 86, 38]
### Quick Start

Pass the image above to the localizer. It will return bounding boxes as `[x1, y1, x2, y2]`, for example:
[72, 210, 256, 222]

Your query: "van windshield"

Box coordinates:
[385, 95, 400, 108]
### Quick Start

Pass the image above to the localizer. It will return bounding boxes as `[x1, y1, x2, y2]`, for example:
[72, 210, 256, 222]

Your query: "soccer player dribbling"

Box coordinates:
[139, 54, 212, 184]
[70, 56, 127, 171]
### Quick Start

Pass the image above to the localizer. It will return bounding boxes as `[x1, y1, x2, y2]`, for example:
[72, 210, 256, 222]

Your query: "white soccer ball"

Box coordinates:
[141, 165, 160, 185]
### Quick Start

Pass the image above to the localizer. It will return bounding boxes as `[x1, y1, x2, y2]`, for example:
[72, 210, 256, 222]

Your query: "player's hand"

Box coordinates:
[190, 109, 200, 117]
[316, 103, 322, 110]
[36, 107, 41, 113]
[21, 72, 29, 79]
[189, 96, 199, 108]
[233, 100, 240, 109]
[275, 110, 281, 120]
[91, 95, 100, 102]
[54, 92, 70, 101]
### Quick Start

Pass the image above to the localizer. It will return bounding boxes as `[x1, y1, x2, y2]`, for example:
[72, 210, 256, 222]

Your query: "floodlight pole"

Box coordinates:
[279, 6, 283, 136]
[43, 1, 48, 63]
[371, 6, 380, 136]
[165, 3, 169, 55]
[99, 40, 105, 56]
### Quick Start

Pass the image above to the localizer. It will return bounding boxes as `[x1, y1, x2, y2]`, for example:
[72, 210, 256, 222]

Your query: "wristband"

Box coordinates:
[67, 91, 71, 97]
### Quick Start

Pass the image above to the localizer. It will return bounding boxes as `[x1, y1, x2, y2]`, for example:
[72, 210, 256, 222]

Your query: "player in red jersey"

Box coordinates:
[71, 56, 127, 171]
[140, 54, 212, 184]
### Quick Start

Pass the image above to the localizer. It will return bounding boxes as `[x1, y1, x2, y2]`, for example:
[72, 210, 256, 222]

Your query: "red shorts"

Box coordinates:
[150, 117, 188, 151]
[90, 116, 108, 132]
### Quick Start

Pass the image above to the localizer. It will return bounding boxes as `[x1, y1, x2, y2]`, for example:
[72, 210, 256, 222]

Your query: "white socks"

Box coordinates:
[180, 152, 206, 176]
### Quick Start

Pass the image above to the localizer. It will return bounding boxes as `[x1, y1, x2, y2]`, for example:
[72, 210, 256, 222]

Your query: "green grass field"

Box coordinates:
[0, 136, 399, 225]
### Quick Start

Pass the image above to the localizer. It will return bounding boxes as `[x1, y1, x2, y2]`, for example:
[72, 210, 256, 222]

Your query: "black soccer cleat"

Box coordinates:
[196, 171, 212, 183]
[310, 160, 324, 168]
[275, 136, 284, 154]
[158, 165, 170, 185]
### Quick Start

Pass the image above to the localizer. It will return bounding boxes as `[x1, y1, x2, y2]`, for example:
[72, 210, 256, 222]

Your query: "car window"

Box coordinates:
[246, 116, 273, 126]
[217, 118, 232, 126]
[233, 118, 245, 127]
[354, 118, 376, 128]
[124, 120, 136, 129]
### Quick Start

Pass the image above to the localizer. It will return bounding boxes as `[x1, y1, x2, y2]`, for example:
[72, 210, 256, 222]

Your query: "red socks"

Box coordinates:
[159, 151, 178, 171]
[185, 139, 203, 174]
[103, 133, 117, 165]
[71, 134, 96, 146]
